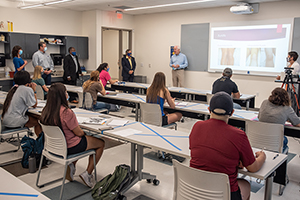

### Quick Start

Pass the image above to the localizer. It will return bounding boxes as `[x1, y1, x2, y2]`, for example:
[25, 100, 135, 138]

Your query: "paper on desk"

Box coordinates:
[113, 128, 142, 137]
[107, 119, 129, 126]
[77, 117, 106, 125]
[36, 100, 46, 107]
[175, 102, 188, 107]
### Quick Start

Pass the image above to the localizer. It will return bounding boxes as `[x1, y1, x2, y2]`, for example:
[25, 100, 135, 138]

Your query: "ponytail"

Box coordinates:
[2, 86, 18, 118]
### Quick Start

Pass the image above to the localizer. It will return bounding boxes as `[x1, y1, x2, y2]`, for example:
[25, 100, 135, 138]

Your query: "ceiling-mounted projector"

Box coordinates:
[230, 3, 259, 15]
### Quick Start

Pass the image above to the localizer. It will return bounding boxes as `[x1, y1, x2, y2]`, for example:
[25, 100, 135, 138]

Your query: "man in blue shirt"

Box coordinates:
[170, 46, 188, 87]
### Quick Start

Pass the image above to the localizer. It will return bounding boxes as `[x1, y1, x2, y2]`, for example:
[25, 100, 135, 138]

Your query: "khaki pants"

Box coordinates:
[172, 69, 185, 87]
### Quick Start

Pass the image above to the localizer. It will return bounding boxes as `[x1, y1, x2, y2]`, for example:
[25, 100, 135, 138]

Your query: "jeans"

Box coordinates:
[233, 102, 242, 109]
[283, 136, 288, 153]
[93, 102, 111, 113]
[42, 73, 51, 85]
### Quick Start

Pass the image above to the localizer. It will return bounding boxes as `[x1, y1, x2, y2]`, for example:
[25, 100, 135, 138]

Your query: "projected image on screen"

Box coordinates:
[246, 48, 276, 67]
[218, 48, 240, 66]
[210, 24, 291, 75]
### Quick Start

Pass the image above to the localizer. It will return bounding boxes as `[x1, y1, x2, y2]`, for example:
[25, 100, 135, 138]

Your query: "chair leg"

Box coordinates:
[15, 133, 20, 152]
[59, 164, 68, 200]
[93, 154, 97, 183]
[36, 154, 44, 188]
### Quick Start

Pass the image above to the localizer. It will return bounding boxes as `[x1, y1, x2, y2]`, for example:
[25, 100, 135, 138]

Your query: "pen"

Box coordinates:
[273, 154, 279, 160]
[261, 147, 265, 152]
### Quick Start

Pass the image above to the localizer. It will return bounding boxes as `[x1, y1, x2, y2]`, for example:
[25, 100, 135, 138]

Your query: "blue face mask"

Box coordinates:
[127, 53, 132, 57]
[19, 50, 23, 55]
[71, 52, 76, 56]
[44, 47, 47, 51]
[67, 94, 70, 101]
[107, 68, 110, 72]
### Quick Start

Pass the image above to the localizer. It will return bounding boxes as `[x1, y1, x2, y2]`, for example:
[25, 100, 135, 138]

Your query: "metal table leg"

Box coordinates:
[246, 100, 250, 110]
[264, 175, 274, 200]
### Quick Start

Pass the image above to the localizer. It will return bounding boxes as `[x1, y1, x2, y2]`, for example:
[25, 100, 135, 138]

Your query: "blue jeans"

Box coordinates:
[93, 102, 111, 113]
[283, 136, 288, 153]
[233, 102, 242, 109]
[42, 73, 51, 85]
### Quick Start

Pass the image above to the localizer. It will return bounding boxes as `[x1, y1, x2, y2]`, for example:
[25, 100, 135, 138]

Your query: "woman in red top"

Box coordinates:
[97, 63, 118, 88]
[40, 83, 105, 188]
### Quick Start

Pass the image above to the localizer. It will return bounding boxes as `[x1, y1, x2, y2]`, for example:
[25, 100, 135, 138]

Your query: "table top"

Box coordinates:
[112, 82, 256, 101]
[69, 109, 287, 181]
[0, 167, 50, 199]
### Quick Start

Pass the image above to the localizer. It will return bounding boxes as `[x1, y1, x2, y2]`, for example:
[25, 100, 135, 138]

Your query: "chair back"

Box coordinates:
[40, 124, 68, 159]
[36, 85, 44, 100]
[77, 92, 83, 108]
[82, 92, 93, 110]
[139, 102, 162, 126]
[206, 93, 214, 104]
[172, 159, 230, 200]
[245, 120, 284, 153]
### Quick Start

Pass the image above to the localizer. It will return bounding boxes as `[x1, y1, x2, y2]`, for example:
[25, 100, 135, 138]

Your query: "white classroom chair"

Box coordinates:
[36, 85, 44, 100]
[36, 124, 97, 200]
[172, 159, 230, 200]
[206, 93, 214, 104]
[245, 120, 288, 195]
[82, 92, 108, 113]
[0, 120, 32, 166]
[139, 102, 177, 130]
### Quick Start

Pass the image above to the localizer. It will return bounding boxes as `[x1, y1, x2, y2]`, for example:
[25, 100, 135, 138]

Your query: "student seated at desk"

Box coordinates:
[212, 68, 242, 109]
[40, 83, 105, 188]
[146, 72, 182, 126]
[258, 87, 300, 152]
[189, 92, 266, 200]
[82, 70, 111, 112]
[2, 71, 42, 136]
[32, 65, 49, 99]
[97, 62, 118, 89]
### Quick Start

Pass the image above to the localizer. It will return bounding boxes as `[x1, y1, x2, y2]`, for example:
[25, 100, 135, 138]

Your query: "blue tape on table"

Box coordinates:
[140, 123, 182, 151]
[0, 192, 39, 197]
[134, 134, 188, 138]
[113, 121, 139, 129]
[135, 83, 148, 89]
[232, 114, 245, 119]
[182, 103, 201, 109]
[132, 94, 146, 102]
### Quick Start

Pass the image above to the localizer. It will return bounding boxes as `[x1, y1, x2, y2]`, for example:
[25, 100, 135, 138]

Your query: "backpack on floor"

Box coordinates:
[91, 164, 130, 200]
[21, 132, 46, 168]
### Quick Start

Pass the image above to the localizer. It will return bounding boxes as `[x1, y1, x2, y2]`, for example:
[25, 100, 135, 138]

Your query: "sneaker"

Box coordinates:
[71, 100, 79, 104]
[66, 163, 76, 182]
[79, 171, 94, 188]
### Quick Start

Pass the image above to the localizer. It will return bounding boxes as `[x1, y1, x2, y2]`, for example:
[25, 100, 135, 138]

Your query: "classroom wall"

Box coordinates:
[133, 0, 300, 107]
[0, 6, 83, 73]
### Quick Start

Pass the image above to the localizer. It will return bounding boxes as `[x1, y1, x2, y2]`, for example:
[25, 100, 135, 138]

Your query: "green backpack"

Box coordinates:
[92, 164, 130, 200]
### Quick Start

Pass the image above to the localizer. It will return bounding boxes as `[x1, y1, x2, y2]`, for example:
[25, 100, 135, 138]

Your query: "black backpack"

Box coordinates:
[92, 164, 130, 200]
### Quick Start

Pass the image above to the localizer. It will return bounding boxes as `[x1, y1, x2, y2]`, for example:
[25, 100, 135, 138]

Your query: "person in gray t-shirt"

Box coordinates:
[2, 71, 42, 136]
[258, 87, 300, 152]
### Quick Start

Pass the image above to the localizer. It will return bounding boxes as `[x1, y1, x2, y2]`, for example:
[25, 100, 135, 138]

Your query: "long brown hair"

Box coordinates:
[268, 87, 291, 106]
[40, 83, 69, 128]
[2, 71, 32, 118]
[146, 72, 167, 103]
[82, 71, 99, 91]
[33, 65, 42, 80]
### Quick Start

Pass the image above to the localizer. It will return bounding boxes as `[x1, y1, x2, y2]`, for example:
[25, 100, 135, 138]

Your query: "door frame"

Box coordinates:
[101, 27, 132, 80]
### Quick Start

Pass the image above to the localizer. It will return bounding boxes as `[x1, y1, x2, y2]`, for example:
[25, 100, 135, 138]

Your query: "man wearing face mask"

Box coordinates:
[63, 47, 82, 103]
[32, 42, 54, 85]
[122, 49, 136, 82]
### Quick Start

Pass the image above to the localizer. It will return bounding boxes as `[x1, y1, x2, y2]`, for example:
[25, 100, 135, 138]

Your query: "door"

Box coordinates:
[25, 34, 39, 59]
[102, 28, 132, 81]
[102, 29, 119, 79]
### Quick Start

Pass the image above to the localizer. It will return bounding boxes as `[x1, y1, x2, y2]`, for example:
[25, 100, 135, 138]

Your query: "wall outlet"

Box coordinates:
[141, 63, 143, 67]
[149, 64, 151, 68]
[256, 92, 259, 97]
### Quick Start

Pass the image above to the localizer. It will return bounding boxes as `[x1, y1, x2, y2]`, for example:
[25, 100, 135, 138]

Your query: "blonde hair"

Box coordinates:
[83, 71, 100, 90]
[33, 65, 43, 80]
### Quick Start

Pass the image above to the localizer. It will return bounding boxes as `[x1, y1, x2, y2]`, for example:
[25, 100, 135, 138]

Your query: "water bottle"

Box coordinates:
[28, 155, 37, 173]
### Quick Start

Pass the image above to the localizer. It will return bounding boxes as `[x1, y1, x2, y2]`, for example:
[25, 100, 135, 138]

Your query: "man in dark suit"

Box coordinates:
[63, 47, 82, 103]
[122, 49, 136, 82]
